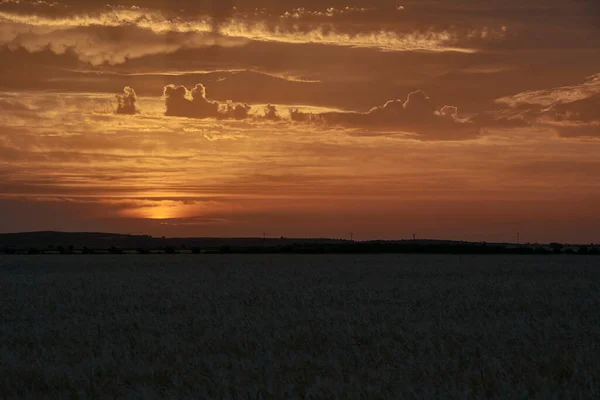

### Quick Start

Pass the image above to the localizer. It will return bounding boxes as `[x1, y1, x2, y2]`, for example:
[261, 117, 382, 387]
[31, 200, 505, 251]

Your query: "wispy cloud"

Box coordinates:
[476, 73, 600, 137]
[496, 73, 600, 107]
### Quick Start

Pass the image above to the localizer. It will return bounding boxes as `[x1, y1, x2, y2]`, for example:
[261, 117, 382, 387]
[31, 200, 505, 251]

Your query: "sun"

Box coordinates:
[117, 199, 214, 220]
[120, 202, 187, 220]
[145, 205, 181, 220]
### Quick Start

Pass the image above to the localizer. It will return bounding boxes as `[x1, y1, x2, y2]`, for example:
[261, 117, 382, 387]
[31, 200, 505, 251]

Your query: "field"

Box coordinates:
[1, 255, 599, 399]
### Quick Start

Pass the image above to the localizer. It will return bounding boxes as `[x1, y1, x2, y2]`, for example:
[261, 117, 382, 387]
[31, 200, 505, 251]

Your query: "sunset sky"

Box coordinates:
[1, 0, 599, 243]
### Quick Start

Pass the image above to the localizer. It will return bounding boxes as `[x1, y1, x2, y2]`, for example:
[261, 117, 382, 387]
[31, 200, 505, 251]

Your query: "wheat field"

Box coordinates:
[1, 254, 599, 399]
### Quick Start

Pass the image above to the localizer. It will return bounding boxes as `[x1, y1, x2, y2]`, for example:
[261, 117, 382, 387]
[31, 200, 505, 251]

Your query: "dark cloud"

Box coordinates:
[439, 105, 458, 118]
[163, 83, 250, 120]
[0, 20, 247, 66]
[262, 104, 282, 121]
[543, 93, 600, 122]
[115, 86, 138, 115]
[290, 90, 480, 140]
[2, 0, 597, 59]
[541, 93, 600, 138]
[0, 0, 518, 67]
[219, 100, 252, 120]
[157, 83, 478, 139]
[473, 74, 600, 137]
[470, 114, 532, 129]
[469, 103, 540, 128]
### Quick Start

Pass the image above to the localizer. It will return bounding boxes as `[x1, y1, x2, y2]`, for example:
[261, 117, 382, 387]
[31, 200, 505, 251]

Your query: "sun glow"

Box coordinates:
[118, 200, 204, 220]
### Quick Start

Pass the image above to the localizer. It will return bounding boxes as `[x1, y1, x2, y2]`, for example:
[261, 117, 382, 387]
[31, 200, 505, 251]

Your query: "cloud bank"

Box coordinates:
[0, 3, 511, 66]
[159, 84, 475, 139]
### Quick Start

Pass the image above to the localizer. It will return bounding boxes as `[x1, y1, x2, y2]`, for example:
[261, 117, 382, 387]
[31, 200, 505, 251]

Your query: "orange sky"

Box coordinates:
[1, 0, 599, 242]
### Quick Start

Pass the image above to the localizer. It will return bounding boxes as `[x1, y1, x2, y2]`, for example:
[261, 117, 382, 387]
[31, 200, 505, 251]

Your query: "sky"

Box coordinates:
[0, 0, 599, 243]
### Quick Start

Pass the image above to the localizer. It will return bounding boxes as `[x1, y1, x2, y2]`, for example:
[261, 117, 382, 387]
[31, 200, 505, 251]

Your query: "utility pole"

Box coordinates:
[517, 232, 520, 245]
[413, 233, 416, 241]
[350, 233, 354, 241]
[262, 233, 266, 240]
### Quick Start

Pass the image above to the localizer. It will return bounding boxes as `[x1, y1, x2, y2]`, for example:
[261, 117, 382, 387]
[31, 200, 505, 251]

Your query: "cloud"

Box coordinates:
[0, 10, 248, 65]
[0, 97, 33, 111]
[469, 105, 538, 129]
[208, 0, 234, 34]
[0, 6, 507, 66]
[262, 104, 283, 121]
[496, 73, 600, 107]
[539, 94, 600, 138]
[289, 90, 480, 140]
[163, 83, 250, 120]
[542, 93, 600, 123]
[439, 105, 458, 118]
[279, 6, 375, 19]
[157, 84, 478, 139]
[478, 73, 600, 137]
[115, 86, 138, 115]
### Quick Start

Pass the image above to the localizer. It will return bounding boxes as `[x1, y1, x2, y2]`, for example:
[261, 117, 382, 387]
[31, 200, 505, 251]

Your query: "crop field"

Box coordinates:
[1, 254, 599, 399]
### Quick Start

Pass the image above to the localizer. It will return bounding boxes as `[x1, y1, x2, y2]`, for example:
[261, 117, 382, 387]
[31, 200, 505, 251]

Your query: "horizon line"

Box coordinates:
[0, 230, 596, 246]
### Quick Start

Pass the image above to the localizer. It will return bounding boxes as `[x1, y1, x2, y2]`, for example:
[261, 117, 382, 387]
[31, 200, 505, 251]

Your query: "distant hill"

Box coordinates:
[0, 231, 348, 250]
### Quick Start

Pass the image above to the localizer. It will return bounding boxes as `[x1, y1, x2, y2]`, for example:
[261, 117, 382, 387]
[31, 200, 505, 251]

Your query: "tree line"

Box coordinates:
[2, 242, 599, 255]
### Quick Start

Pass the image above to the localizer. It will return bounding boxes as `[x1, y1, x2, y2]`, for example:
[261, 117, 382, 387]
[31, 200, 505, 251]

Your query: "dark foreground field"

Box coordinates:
[1, 255, 599, 399]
